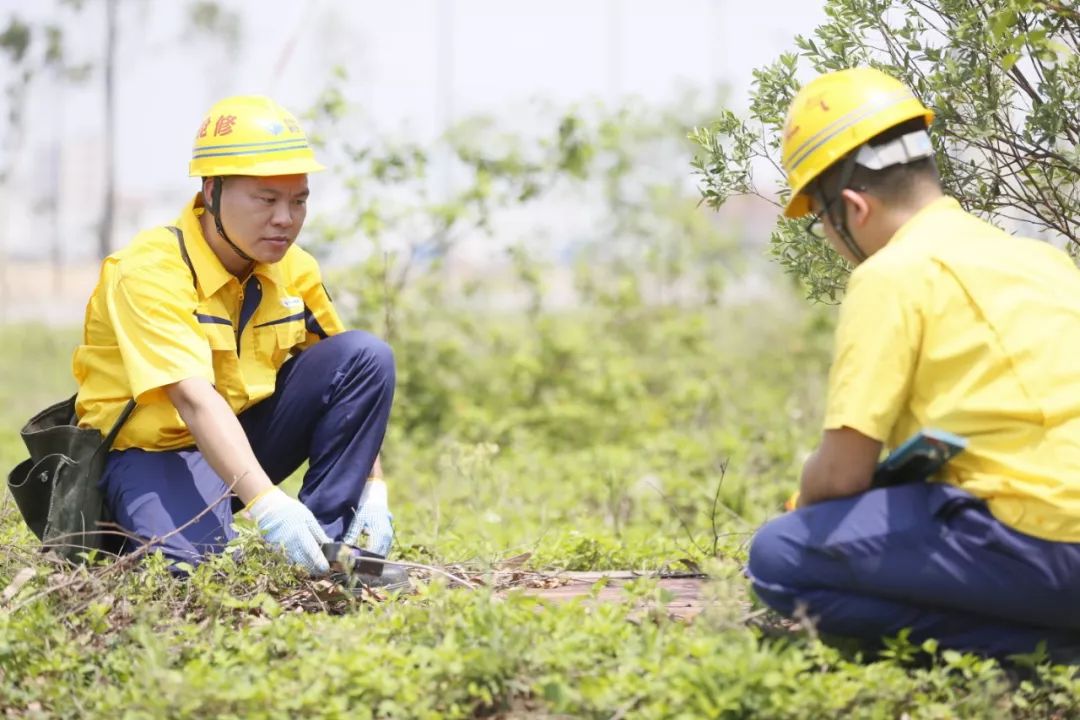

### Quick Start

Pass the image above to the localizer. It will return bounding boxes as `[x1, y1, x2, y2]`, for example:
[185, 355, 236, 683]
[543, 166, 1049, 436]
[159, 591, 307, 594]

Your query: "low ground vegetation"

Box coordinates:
[1, 298, 1076, 718]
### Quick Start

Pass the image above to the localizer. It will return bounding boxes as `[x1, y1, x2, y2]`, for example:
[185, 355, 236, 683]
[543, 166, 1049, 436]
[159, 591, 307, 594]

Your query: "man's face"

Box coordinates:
[215, 174, 309, 264]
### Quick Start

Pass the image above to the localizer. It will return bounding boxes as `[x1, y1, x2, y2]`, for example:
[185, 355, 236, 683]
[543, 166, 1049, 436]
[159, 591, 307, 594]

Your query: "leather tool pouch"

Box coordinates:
[6, 395, 135, 563]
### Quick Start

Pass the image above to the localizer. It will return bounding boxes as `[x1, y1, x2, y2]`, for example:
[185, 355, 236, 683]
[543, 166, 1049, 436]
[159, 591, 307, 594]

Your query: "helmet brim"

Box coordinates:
[784, 193, 812, 219]
[189, 157, 326, 178]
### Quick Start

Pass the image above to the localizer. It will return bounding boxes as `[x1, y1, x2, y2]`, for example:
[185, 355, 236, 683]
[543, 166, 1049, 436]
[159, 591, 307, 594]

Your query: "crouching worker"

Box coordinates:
[746, 68, 1080, 661]
[73, 95, 396, 576]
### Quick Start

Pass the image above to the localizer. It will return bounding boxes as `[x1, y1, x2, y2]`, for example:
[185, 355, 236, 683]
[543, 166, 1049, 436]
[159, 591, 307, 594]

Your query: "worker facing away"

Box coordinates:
[73, 95, 395, 575]
[746, 67, 1080, 661]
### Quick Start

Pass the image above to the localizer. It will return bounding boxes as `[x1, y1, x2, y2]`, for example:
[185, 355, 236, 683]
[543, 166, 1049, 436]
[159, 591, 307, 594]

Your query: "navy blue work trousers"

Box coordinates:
[99, 330, 395, 565]
[747, 482, 1080, 661]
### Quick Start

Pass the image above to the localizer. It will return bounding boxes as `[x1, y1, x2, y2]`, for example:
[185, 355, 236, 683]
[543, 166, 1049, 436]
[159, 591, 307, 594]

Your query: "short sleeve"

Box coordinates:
[823, 262, 923, 441]
[107, 260, 215, 402]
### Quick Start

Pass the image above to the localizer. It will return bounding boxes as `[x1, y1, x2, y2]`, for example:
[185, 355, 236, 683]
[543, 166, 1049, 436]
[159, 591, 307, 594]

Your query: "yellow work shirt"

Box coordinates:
[825, 196, 1080, 542]
[73, 195, 344, 451]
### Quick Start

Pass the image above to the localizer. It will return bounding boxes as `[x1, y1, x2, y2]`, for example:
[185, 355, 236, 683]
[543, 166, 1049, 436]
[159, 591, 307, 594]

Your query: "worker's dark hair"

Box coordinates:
[814, 117, 940, 206]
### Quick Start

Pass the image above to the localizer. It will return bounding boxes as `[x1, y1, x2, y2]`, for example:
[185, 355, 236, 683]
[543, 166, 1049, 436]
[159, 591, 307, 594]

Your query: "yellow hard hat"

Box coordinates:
[189, 95, 325, 178]
[781, 67, 933, 218]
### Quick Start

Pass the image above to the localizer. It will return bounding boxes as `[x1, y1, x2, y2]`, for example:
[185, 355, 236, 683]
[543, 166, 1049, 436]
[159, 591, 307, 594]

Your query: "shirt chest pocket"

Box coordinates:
[254, 319, 307, 369]
[200, 320, 245, 403]
[201, 320, 237, 353]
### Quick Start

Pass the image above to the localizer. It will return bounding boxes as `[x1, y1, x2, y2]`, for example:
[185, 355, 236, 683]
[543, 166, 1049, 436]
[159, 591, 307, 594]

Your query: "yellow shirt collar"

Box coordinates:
[176, 194, 286, 297]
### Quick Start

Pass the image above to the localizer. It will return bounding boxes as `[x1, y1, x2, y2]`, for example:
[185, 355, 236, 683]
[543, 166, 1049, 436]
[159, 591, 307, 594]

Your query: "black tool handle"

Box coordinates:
[322, 542, 386, 576]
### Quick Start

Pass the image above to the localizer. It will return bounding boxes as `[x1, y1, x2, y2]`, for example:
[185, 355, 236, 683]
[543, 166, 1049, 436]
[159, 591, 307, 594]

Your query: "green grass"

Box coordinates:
[1, 305, 1077, 719]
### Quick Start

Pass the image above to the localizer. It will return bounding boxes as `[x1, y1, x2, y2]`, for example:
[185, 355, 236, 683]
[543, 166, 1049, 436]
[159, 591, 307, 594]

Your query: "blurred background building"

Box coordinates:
[0, 0, 828, 322]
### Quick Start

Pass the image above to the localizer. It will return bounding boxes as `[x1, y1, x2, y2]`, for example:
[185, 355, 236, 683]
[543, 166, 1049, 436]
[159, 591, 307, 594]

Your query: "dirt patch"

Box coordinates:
[510, 571, 710, 620]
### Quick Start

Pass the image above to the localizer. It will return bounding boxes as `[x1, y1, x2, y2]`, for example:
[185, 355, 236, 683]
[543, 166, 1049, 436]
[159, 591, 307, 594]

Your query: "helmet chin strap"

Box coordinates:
[209, 177, 256, 264]
[817, 154, 867, 264]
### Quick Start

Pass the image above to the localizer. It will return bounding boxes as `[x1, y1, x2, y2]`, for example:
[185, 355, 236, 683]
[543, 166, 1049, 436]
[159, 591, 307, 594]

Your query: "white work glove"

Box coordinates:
[344, 478, 394, 557]
[248, 487, 331, 575]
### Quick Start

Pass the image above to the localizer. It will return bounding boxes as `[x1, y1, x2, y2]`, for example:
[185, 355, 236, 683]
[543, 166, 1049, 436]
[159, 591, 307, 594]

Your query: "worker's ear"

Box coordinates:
[839, 187, 872, 229]
[201, 177, 215, 207]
